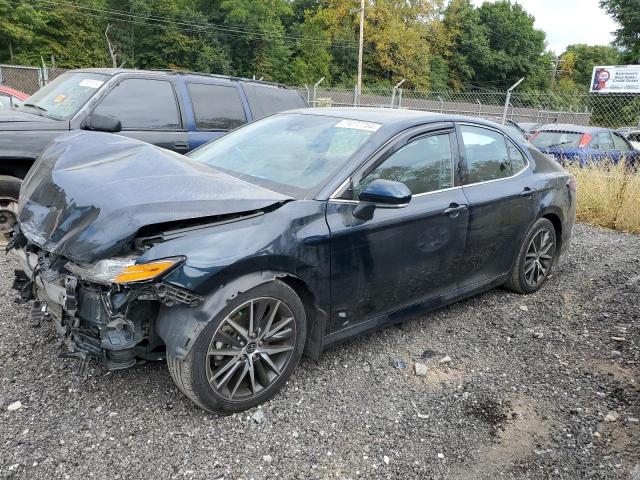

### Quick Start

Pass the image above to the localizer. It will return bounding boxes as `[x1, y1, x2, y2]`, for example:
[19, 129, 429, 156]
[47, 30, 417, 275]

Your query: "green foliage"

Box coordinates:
[560, 44, 620, 88]
[472, 1, 547, 90]
[0, 0, 628, 94]
[600, 0, 640, 63]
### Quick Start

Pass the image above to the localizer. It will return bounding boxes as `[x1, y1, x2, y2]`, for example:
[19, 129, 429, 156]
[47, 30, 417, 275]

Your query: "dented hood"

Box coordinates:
[18, 131, 292, 263]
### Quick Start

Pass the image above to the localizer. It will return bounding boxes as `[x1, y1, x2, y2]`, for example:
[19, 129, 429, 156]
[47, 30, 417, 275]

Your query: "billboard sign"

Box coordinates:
[590, 65, 640, 93]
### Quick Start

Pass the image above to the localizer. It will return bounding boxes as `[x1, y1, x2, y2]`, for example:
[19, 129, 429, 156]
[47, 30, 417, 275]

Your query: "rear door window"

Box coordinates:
[93, 78, 180, 130]
[612, 133, 631, 152]
[241, 83, 307, 120]
[187, 83, 246, 130]
[597, 131, 615, 151]
[460, 125, 512, 184]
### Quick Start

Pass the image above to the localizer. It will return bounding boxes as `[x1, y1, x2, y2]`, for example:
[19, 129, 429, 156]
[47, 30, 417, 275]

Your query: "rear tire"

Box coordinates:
[504, 218, 557, 294]
[0, 176, 21, 247]
[167, 280, 306, 414]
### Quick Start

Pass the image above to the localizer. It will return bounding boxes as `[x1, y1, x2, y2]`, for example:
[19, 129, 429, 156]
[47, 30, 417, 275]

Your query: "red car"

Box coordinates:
[0, 85, 29, 110]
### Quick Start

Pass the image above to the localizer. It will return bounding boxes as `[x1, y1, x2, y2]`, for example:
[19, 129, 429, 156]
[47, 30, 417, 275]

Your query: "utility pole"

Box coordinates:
[550, 57, 565, 82]
[356, 0, 364, 106]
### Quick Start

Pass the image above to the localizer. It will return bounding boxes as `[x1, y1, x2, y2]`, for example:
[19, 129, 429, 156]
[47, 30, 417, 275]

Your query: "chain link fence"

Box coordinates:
[303, 85, 640, 130]
[1, 65, 638, 130]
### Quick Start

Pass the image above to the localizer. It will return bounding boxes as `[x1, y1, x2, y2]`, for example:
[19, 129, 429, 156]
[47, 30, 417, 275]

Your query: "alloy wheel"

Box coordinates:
[206, 297, 296, 402]
[524, 228, 555, 287]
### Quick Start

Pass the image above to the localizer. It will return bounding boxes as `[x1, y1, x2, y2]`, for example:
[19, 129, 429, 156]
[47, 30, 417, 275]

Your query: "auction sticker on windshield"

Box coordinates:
[79, 79, 104, 89]
[335, 119, 381, 132]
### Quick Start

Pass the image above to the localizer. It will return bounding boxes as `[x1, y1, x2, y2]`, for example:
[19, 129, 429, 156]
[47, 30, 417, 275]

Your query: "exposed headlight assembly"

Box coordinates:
[66, 257, 183, 285]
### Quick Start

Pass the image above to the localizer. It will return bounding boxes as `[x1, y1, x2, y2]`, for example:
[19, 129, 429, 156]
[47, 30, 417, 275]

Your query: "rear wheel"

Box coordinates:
[167, 280, 306, 414]
[0, 176, 21, 247]
[504, 218, 557, 294]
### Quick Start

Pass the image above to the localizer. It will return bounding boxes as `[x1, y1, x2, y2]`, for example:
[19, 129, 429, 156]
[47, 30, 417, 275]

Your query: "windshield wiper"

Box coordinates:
[21, 103, 48, 117]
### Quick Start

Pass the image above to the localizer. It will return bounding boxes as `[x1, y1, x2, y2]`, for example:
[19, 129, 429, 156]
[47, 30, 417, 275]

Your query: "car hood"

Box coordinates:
[0, 108, 67, 130]
[18, 131, 292, 263]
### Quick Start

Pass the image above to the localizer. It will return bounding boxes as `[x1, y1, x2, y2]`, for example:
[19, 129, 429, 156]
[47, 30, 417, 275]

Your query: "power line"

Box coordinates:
[32, 0, 363, 51]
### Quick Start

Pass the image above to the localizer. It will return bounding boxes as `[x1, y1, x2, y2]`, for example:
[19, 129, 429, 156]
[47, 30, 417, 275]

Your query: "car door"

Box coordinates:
[326, 124, 469, 333]
[90, 76, 189, 153]
[184, 82, 249, 150]
[457, 123, 538, 287]
[592, 131, 617, 162]
[611, 132, 635, 165]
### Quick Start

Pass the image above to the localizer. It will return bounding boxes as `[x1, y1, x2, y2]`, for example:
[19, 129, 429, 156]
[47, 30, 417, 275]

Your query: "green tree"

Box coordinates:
[209, 0, 293, 81]
[471, 0, 548, 90]
[600, 0, 640, 63]
[290, 11, 332, 85]
[440, 0, 489, 90]
[0, 0, 107, 67]
[560, 44, 620, 88]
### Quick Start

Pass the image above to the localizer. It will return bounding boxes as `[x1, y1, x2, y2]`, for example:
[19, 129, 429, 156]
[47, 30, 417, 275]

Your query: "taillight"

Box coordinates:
[529, 131, 539, 142]
[578, 134, 592, 148]
[567, 175, 577, 192]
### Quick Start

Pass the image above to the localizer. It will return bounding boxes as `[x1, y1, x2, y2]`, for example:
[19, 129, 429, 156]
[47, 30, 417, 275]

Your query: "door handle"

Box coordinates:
[173, 141, 189, 152]
[520, 187, 538, 198]
[443, 203, 468, 218]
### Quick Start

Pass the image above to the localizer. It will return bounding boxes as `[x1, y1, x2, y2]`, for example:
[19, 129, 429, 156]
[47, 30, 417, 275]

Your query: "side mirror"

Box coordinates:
[82, 113, 122, 133]
[353, 179, 412, 220]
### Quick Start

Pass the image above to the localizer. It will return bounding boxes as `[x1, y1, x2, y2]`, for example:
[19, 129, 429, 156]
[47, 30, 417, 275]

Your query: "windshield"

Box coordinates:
[531, 131, 583, 148]
[18, 72, 109, 120]
[189, 113, 379, 197]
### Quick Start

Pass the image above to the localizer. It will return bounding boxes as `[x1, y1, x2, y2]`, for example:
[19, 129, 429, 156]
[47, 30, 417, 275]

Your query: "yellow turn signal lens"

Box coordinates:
[113, 260, 178, 284]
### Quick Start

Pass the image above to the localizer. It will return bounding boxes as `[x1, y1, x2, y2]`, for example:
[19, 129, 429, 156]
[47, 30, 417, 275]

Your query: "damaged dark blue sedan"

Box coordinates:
[10, 108, 576, 413]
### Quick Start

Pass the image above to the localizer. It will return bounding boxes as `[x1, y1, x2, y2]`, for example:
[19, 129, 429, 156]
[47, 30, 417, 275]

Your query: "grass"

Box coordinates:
[565, 160, 640, 234]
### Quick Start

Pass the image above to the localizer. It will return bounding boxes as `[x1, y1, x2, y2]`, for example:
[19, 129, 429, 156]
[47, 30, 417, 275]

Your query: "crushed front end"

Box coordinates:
[10, 230, 201, 373]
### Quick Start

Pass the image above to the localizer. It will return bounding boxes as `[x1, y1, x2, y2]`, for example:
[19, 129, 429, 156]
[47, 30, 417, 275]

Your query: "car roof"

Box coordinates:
[537, 123, 607, 134]
[0, 85, 29, 100]
[287, 107, 511, 133]
[70, 68, 292, 89]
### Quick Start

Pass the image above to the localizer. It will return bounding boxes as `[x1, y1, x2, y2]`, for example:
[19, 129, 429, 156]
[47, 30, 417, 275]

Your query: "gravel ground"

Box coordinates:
[0, 223, 639, 480]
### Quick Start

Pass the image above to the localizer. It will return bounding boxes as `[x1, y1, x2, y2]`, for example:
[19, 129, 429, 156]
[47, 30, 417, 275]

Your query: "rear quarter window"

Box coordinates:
[187, 83, 246, 130]
[241, 83, 307, 120]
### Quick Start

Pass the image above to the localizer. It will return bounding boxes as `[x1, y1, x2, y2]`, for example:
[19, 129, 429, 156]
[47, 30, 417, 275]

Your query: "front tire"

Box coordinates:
[0, 175, 21, 247]
[504, 218, 557, 294]
[167, 280, 306, 414]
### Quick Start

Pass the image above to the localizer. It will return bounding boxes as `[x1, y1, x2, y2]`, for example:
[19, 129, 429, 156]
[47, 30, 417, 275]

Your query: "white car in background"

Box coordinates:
[626, 131, 640, 150]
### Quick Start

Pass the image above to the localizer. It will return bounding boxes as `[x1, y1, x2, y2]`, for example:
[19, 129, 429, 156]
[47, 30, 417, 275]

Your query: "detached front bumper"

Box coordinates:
[12, 245, 200, 371]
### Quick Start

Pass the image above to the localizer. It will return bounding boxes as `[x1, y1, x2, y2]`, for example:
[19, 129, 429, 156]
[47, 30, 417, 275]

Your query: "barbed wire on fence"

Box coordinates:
[1, 64, 638, 130]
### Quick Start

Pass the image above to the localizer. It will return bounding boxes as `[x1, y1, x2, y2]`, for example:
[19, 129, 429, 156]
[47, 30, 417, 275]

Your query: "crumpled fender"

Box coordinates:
[156, 270, 326, 360]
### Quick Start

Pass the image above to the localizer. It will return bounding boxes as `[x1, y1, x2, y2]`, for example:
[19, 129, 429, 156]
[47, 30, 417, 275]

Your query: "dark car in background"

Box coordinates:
[11, 108, 576, 413]
[504, 120, 543, 140]
[530, 124, 639, 166]
[0, 68, 307, 243]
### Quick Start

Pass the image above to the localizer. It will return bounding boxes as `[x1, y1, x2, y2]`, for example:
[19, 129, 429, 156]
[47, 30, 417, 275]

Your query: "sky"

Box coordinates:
[471, 0, 619, 54]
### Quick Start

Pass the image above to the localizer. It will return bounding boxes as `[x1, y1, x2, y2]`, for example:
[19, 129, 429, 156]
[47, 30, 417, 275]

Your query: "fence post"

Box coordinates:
[398, 88, 403, 108]
[476, 99, 482, 116]
[501, 77, 524, 125]
[312, 77, 324, 108]
[391, 78, 406, 109]
[304, 84, 310, 103]
[0, 66, 3, 85]
[438, 95, 444, 113]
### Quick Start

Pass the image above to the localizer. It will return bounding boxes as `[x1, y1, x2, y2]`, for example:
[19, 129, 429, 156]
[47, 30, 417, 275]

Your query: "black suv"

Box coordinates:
[0, 68, 307, 243]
